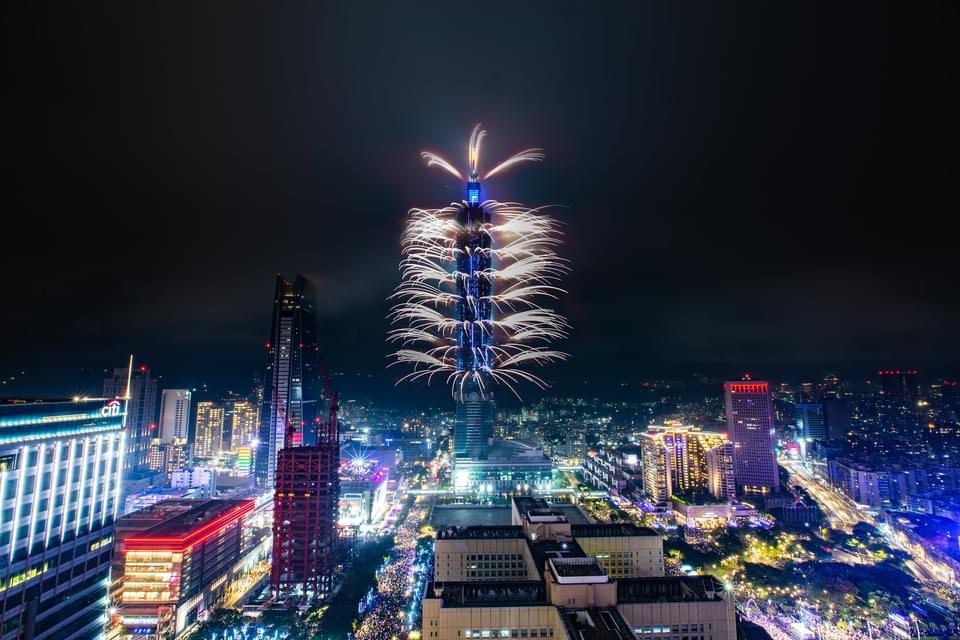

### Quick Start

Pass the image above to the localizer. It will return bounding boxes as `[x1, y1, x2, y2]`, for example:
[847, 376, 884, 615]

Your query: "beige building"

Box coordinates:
[425, 497, 736, 640]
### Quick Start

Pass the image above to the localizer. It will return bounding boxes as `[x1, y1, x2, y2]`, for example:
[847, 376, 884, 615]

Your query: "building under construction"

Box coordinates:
[270, 350, 340, 604]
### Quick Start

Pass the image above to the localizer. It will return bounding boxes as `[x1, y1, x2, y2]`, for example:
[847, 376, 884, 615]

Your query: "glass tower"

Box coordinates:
[256, 274, 321, 489]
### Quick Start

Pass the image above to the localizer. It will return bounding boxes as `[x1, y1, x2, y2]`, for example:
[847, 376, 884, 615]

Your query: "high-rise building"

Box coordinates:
[0, 398, 125, 640]
[821, 398, 850, 442]
[104, 364, 158, 470]
[158, 389, 192, 442]
[724, 380, 780, 494]
[452, 181, 496, 466]
[256, 274, 321, 488]
[638, 424, 736, 502]
[194, 400, 225, 458]
[795, 402, 826, 440]
[228, 399, 259, 452]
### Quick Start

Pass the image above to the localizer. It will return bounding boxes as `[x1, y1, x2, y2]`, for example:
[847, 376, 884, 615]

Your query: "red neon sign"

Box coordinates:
[125, 500, 254, 552]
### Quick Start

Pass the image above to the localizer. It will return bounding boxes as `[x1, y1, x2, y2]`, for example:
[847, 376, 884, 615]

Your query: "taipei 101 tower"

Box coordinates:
[390, 125, 570, 489]
[453, 172, 495, 460]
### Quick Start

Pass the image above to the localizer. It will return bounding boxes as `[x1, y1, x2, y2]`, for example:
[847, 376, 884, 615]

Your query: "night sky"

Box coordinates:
[3, 2, 955, 402]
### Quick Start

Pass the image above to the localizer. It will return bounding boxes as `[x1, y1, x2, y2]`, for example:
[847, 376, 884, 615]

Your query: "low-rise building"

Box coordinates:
[424, 497, 735, 640]
[113, 499, 265, 638]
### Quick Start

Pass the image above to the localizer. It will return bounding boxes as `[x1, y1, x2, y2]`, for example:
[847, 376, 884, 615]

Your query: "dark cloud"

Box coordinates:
[2, 1, 955, 399]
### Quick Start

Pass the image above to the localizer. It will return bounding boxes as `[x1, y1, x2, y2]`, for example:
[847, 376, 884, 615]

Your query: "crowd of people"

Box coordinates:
[353, 497, 433, 640]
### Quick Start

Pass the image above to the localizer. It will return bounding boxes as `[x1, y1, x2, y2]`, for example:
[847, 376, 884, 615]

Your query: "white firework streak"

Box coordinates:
[388, 125, 570, 399]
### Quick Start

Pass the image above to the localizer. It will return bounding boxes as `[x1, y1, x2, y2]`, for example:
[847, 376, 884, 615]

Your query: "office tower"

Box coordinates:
[0, 398, 125, 640]
[194, 400, 225, 458]
[638, 424, 736, 502]
[795, 402, 827, 440]
[272, 446, 339, 603]
[423, 497, 735, 640]
[158, 389, 192, 442]
[724, 379, 780, 494]
[822, 398, 851, 442]
[256, 274, 321, 489]
[228, 399, 259, 452]
[104, 364, 158, 470]
[113, 500, 259, 638]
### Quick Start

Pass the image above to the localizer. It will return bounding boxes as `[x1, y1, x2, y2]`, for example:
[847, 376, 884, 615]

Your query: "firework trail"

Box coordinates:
[388, 124, 569, 399]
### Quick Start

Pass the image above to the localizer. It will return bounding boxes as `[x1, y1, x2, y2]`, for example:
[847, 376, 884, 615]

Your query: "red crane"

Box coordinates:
[318, 355, 339, 444]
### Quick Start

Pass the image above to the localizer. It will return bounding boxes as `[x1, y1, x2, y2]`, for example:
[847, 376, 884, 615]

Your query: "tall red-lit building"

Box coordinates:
[114, 499, 259, 638]
[724, 379, 780, 494]
[272, 444, 339, 602]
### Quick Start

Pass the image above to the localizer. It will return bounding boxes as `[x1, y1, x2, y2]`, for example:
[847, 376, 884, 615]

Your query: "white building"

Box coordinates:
[171, 466, 217, 495]
[158, 389, 192, 442]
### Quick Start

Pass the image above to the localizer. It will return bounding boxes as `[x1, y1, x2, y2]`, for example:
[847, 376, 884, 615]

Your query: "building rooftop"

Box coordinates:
[426, 581, 548, 608]
[571, 523, 660, 538]
[561, 608, 634, 640]
[436, 525, 525, 540]
[617, 576, 725, 603]
[528, 539, 587, 578]
[124, 499, 254, 550]
[549, 557, 608, 580]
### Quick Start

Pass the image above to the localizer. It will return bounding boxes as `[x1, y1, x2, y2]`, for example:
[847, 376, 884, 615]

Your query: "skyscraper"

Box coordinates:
[452, 177, 495, 463]
[194, 400, 225, 458]
[724, 379, 780, 494]
[795, 402, 827, 440]
[104, 364, 158, 470]
[158, 389, 191, 442]
[256, 274, 321, 489]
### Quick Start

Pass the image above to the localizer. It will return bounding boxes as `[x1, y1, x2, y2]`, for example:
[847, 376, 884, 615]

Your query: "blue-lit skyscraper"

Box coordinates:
[453, 174, 495, 461]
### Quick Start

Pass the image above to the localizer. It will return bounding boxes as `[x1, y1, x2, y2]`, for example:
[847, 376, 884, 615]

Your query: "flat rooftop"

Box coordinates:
[125, 499, 253, 546]
[571, 523, 660, 538]
[617, 576, 725, 603]
[436, 525, 525, 540]
[550, 557, 608, 578]
[528, 539, 587, 578]
[426, 581, 548, 608]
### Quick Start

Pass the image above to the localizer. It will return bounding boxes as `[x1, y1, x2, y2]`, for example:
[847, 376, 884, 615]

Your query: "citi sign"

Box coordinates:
[101, 400, 122, 417]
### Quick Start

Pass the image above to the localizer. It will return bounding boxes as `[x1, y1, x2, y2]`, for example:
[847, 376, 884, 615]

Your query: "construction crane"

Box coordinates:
[318, 355, 339, 445]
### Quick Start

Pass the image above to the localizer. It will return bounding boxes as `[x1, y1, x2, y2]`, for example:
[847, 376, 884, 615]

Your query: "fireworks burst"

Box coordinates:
[388, 124, 569, 399]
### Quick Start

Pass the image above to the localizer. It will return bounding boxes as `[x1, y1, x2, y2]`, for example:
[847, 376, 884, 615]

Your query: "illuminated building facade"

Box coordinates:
[452, 178, 496, 467]
[795, 402, 826, 441]
[272, 445, 339, 603]
[104, 364, 157, 471]
[256, 274, 322, 489]
[158, 389, 191, 442]
[228, 400, 258, 452]
[147, 437, 191, 476]
[194, 401, 225, 459]
[639, 425, 736, 503]
[452, 440, 553, 495]
[0, 398, 126, 640]
[116, 499, 258, 638]
[724, 380, 780, 494]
